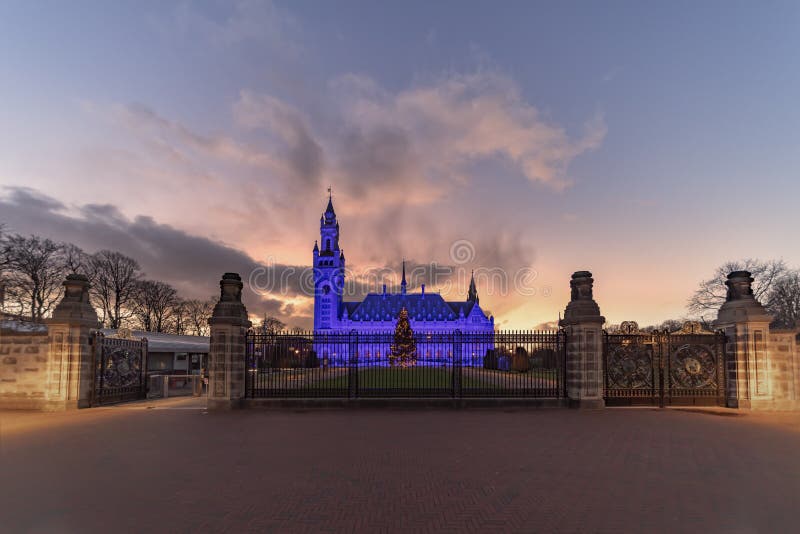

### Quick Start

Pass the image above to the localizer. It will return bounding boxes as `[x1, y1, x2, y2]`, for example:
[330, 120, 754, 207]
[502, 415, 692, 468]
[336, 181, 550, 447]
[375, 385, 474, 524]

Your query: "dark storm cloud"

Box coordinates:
[0, 187, 317, 321]
[4, 187, 65, 213]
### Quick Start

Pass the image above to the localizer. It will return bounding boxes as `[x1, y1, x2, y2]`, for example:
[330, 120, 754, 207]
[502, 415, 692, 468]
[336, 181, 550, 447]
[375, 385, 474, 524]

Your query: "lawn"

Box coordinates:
[269, 366, 561, 391]
[309, 367, 481, 390]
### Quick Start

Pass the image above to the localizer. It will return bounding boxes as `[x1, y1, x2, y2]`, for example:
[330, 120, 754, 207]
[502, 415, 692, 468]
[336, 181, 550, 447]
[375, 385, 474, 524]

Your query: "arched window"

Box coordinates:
[325, 239, 331, 250]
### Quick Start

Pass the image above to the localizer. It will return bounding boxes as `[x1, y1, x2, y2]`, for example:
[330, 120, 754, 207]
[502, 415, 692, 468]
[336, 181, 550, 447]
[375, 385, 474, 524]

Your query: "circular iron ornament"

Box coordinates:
[607, 344, 653, 389]
[670, 344, 716, 389]
[102, 347, 142, 388]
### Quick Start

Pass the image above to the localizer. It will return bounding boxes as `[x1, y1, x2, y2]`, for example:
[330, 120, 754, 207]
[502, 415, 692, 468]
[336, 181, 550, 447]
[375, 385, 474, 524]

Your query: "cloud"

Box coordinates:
[62, 64, 604, 329]
[0, 187, 316, 326]
[171, 0, 301, 52]
[233, 91, 324, 185]
[113, 102, 281, 171]
[326, 70, 606, 193]
[3, 187, 66, 214]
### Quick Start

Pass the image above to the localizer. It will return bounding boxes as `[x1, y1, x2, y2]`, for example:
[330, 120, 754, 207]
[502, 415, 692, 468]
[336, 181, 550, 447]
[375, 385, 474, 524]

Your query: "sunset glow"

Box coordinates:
[2, 1, 798, 329]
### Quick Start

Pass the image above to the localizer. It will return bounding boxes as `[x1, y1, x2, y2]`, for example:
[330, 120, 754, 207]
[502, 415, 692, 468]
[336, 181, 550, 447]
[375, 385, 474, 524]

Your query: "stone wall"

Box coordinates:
[0, 323, 52, 409]
[766, 330, 799, 410]
[1, 275, 100, 410]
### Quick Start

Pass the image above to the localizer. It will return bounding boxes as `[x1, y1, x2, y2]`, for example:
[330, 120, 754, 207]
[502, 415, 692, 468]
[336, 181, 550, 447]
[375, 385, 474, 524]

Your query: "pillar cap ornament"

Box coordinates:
[209, 273, 252, 327]
[715, 270, 772, 326]
[560, 271, 605, 326]
[725, 271, 756, 301]
[48, 273, 101, 327]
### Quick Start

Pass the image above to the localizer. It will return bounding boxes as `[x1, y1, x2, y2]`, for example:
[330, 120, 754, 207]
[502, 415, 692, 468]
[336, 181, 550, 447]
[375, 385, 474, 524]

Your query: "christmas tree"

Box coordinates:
[389, 307, 417, 367]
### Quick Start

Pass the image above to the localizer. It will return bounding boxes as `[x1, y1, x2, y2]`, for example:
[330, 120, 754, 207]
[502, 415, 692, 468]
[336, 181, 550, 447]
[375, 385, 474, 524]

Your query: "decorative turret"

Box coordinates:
[319, 189, 340, 254]
[467, 270, 479, 304]
[401, 259, 407, 295]
[324, 194, 335, 222]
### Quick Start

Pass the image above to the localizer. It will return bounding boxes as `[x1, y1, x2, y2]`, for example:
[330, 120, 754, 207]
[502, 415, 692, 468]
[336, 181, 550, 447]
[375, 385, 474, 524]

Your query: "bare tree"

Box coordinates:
[658, 319, 685, 333]
[2, 234, 67, 320]
[185, 298, 215, 336]
[0, 225, 7, 312]
[62, 244, 89, 276]
[170, 299, 189, 335]
[767, 271, 800, 329]
[259, 314, 286, 335]
[88, 250, 141, 328]
[0, 224, 7, 269]
[132, 280, 178, 332]
[688, 259, 787, 318]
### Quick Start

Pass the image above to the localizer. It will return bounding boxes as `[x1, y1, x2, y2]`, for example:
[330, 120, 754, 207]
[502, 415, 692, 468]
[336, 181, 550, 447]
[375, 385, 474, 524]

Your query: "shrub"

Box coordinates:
[498, 355, 511, 371]
[512, 346, 530, 373]
[483, 349, 498, 370]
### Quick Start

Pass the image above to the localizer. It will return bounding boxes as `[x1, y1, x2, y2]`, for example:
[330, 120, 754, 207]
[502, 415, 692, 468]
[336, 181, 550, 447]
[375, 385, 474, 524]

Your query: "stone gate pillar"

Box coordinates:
[559, 271, 605, 409]
[207, 273, 251, 410]
[715, 271, 773, 409]
[47, 274, 102, 410]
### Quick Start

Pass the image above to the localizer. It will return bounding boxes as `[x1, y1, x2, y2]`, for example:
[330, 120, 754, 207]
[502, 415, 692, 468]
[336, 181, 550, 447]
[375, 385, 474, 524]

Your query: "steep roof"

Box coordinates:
[341, 293, 480, 322]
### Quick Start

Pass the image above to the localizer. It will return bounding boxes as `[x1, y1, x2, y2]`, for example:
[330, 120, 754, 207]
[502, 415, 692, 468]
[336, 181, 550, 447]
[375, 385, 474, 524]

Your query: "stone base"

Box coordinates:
[748, 399, 800, 411]
[0, 398, 87, 411]
[568, 398, 605, 409]
[242, 398, 568, 410]
[727, 398, 750, 409]
[726, 398, 800, 411]
[207, 398, 244, 410]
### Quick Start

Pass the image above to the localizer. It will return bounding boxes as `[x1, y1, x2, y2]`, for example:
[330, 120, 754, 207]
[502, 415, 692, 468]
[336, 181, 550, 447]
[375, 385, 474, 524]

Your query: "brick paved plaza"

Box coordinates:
[2, 402, 800, 533]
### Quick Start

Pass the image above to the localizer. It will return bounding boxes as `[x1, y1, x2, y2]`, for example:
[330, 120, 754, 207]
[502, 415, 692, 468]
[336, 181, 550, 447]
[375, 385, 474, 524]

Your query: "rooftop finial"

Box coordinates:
[323, 186, 336, 219]
[401, 259, 407, 294]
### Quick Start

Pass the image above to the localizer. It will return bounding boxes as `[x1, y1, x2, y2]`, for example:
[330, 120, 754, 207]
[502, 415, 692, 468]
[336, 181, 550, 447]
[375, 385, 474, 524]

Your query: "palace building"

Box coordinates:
[312, 194, 494, 365]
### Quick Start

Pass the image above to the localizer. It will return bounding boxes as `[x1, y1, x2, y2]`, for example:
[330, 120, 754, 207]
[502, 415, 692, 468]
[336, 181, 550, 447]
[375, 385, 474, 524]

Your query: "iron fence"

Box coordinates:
[147, 374, 205, 399]
[245, 330, 566, 398]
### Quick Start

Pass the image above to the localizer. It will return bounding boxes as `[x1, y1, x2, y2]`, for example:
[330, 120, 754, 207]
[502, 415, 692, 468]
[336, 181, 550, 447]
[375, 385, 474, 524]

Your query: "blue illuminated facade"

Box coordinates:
[313, 195, 494, 365]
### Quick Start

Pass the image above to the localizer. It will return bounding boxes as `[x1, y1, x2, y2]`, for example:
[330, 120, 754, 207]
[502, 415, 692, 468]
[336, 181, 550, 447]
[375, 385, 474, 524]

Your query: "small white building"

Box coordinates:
[101, 330, 209, 376]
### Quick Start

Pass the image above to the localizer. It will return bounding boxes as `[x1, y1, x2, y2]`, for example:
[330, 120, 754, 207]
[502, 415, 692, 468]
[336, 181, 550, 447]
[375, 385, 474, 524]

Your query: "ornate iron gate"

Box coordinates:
[91, 331, 148, 406]
[603, 322, 725, 407]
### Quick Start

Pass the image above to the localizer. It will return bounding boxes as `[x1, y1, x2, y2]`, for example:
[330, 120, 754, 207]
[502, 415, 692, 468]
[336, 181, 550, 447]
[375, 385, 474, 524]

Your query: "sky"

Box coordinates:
[1, 0, 799, 329]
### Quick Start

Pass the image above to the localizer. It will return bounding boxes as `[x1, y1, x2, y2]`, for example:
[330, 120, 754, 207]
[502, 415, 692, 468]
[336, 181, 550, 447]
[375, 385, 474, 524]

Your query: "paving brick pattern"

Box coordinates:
[2, 405, 800, 533]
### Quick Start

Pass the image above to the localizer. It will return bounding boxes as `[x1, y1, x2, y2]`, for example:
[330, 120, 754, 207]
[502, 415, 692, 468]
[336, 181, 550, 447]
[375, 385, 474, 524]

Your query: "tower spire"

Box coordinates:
[401, 259, 407, 294]
[468, 270, 478, 304]
[325, 187, 335, 217]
